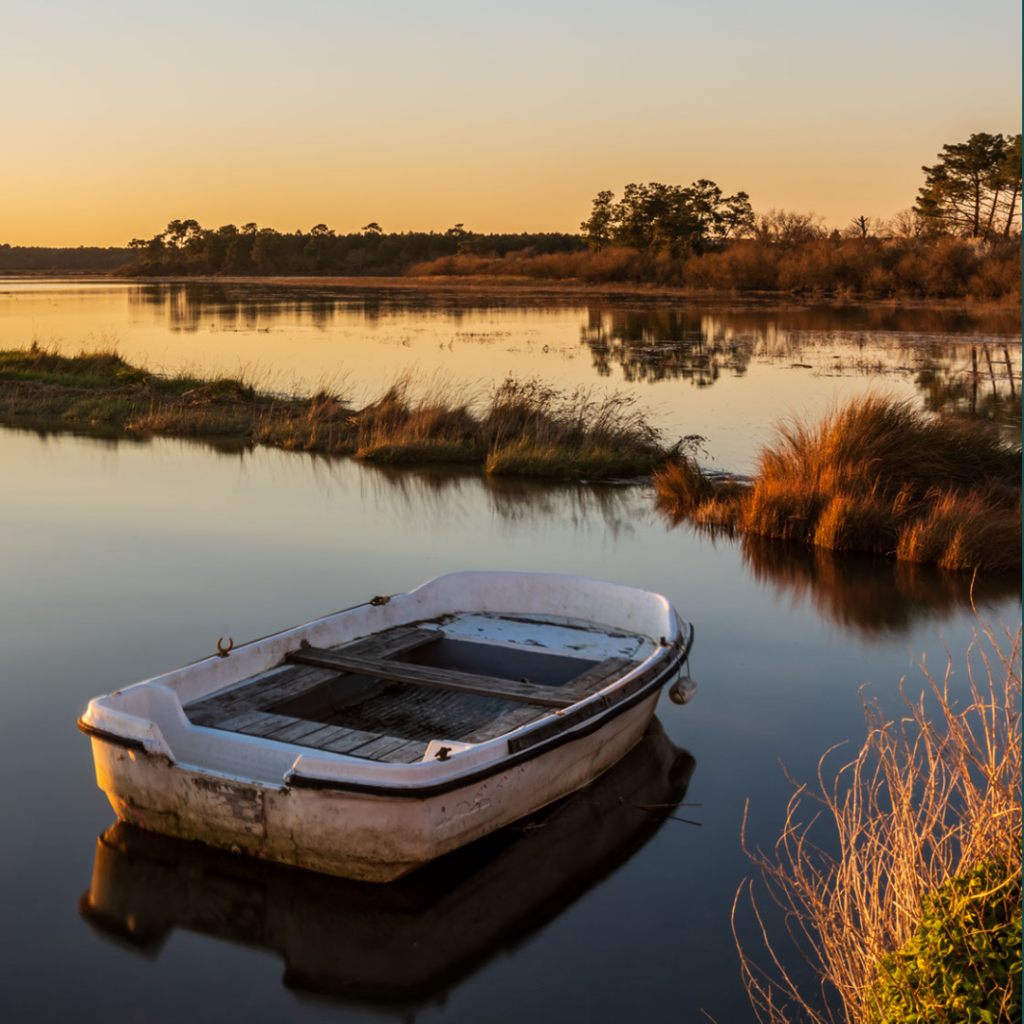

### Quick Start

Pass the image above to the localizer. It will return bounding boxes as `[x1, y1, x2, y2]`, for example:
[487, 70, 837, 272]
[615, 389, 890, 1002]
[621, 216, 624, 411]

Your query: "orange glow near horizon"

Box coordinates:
[1, 1, 1020, 248]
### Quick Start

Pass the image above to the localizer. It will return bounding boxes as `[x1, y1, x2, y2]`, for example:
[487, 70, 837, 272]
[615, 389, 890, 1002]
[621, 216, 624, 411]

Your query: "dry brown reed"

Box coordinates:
[408, 237, 1023, 300]
[353, 377, 482, 463]
[654, 396, 1022, 571]
[482, 378, 666, 478]
[734, 621, 1022, 1023]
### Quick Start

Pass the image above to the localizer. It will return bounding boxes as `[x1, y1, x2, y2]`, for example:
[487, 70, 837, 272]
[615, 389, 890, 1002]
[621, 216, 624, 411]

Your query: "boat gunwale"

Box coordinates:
[78, 627, 692, 798]
[80, 572, 689, 789]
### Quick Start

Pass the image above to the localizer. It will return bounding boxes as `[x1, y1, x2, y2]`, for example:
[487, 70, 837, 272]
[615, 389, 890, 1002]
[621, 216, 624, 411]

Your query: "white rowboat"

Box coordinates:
[79, 571, 695, 881]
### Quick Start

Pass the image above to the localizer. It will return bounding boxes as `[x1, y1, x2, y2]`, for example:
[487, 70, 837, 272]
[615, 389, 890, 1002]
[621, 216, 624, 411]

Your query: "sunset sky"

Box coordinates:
[3, 0, 1021, 247]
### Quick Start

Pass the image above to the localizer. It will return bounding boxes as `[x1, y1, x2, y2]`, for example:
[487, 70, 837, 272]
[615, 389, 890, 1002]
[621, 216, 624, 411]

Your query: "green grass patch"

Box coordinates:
[63, 397, 137, 422]
[0, 344, 149, 390]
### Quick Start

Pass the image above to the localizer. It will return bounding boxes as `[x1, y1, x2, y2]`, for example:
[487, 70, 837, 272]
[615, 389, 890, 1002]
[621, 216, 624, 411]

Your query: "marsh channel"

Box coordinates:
[1, 278, 1020, 1024]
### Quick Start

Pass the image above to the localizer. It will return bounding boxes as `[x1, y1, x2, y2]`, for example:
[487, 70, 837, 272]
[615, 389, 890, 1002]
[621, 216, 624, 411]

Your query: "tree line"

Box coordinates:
[0, 244, 135, 272]
[1, 130, 1017, 282]
[117, 222, 583, 277]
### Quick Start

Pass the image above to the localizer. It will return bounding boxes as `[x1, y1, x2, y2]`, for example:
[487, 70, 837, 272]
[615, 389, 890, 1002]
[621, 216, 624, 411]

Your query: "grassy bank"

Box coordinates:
[736, 622, 1022, 1023]
[0, 345, 670, 480]
[654, 396, 1022, 571]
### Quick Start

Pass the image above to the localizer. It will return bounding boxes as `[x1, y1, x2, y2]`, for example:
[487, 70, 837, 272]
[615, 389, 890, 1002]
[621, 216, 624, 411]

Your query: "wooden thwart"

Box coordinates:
[287, 646, 578, 708]
[185, 626, 440, 727]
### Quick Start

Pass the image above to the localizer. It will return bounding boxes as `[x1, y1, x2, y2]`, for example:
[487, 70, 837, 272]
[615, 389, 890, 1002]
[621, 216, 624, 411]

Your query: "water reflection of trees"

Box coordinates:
[740, 536, 1021, 638]
[121, 284, 1023, 428]
[916, 344, 1022, 427]
[580, 310, 753, 384]
[578, 304, 1021, 426]
[127, 283, 582, 333]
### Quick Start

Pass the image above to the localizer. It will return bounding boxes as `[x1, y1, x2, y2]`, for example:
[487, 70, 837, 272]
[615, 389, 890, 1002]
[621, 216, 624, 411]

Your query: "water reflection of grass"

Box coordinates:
[0, 345, 671, 480]
[655, 396, 1022, 571]
[740, 537, 1021, 637]
[360, 462, 641, 535]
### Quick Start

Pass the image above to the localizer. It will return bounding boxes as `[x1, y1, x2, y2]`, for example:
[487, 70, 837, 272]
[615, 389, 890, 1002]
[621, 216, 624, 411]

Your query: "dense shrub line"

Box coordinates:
[409, 235, 1022, 300]
[0, 244, 135, 272]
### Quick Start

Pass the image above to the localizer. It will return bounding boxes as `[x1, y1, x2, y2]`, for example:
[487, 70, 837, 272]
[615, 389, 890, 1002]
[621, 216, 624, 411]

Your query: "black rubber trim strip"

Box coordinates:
[286, 626, 693, 798]
[77, 717, 151, 755]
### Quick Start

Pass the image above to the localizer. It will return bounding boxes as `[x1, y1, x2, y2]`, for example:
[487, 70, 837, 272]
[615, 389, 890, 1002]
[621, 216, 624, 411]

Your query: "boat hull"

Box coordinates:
[91, 690, 660, 882]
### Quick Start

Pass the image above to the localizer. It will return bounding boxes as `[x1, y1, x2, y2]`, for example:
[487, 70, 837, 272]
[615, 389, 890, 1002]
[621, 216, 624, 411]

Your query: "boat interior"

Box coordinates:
[184, 613, 649, 764]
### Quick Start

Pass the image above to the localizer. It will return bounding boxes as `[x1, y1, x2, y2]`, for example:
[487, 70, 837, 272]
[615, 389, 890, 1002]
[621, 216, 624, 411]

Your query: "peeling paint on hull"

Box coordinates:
[91, 692, 658, 882]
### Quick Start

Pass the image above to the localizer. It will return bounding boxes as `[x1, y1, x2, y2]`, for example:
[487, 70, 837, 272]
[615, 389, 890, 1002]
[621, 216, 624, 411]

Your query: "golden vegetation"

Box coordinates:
[0, 345, 668, 480]
[408, 236, 1023, 301]
[654, 396, 1022, 571]
[735, 622, 1022, 1023]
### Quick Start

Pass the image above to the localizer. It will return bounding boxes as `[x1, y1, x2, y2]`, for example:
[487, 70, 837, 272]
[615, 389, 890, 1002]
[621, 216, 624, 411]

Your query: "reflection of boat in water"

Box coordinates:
[79, 720, 695, 1012]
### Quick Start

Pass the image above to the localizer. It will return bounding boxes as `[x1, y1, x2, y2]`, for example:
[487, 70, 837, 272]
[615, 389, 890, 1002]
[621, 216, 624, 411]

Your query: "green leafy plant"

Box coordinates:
[866, 859, 1021, 1024]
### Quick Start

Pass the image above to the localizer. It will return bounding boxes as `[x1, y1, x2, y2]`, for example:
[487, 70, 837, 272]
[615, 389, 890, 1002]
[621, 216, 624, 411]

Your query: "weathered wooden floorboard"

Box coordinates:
[235, 713, 307, 738]
[460, 704, 549, 743]
[301, 724, 374, 752]
[185, 626, 440, 727]
[264, 718, 339, 744]
[348, 734, 413, 760]
[287, 648, 577, 708]
[213, 708, 276, 733]
[317, 727, 386, 755]
[187, 664, 335, 725]
[376, 739, 430, 763]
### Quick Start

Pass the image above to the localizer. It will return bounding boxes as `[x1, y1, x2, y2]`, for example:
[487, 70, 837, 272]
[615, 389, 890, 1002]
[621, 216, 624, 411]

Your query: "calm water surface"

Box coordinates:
[2, 277, 1019, 470]
[0, 281, 1020, 1023]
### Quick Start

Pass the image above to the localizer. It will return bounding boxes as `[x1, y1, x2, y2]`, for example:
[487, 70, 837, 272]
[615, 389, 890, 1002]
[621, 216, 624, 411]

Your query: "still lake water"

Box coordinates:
[1, 279, 1020, 1023]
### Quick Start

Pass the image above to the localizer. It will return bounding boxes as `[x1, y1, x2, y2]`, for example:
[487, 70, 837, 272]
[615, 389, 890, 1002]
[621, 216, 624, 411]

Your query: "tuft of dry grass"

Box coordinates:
[353, 378, 483, 464]
[481, 377, 667, 479]
[655, 395, 1022, 571]
[734, 621, 1022, 1023]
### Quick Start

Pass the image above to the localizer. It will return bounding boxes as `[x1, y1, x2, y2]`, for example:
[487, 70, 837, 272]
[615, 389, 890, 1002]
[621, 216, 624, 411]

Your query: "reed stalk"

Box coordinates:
[734, 620, 1022, 1023]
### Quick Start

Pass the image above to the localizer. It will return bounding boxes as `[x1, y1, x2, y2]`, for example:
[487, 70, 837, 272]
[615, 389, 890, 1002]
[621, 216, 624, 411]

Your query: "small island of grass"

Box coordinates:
[0, 345, 671, 481]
